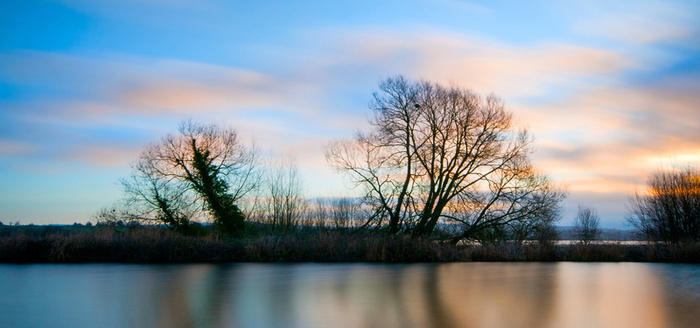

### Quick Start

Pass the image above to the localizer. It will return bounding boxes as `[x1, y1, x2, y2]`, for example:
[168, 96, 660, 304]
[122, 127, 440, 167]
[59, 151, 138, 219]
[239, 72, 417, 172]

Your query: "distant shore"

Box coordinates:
[1, 225, 698, 264]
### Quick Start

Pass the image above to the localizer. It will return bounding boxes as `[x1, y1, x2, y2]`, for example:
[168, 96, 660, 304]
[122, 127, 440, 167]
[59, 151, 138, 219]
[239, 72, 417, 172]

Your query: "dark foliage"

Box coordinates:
[1, 225, 697, 263]
[190, 140, 246, 235]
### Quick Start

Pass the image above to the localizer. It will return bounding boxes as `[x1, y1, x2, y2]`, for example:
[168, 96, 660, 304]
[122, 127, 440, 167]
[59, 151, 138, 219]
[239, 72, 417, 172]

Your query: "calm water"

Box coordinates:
[1, 262, 699, 328]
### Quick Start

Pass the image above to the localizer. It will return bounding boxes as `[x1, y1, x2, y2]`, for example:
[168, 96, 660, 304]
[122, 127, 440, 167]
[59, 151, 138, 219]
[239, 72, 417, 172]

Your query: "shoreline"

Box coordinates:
[1, 225, 698, 264]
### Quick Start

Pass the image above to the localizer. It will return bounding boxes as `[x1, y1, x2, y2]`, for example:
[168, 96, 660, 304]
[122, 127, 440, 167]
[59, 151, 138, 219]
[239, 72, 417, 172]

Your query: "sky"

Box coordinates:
[1, 0, 699, 228]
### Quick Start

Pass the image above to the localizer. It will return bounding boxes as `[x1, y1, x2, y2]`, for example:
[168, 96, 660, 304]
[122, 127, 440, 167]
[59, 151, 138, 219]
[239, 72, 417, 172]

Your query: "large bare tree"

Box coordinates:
[326, 76, 564, 242]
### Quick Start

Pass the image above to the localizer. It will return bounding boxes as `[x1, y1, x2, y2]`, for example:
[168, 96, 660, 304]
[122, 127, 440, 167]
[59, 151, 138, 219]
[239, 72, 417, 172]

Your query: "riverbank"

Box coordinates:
[1, 225, 698, 263]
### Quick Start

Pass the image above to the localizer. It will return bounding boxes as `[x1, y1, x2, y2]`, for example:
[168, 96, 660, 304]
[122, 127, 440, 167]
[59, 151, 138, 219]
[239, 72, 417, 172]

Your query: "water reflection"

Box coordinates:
[0, 263, 699, 328]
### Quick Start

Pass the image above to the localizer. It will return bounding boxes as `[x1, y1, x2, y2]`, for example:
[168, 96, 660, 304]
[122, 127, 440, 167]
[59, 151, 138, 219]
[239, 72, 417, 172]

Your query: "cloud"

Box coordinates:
[62, 144, 143, 167]
[0, 51, 323, 114]
[0, 31, 644, 183]
[0, 30, 634, 129]
[117, 77, 291, 112]
[0, 139, 39, 157]
[571, 1, 697, 44]
[521, 78, 700, 195]
[307, 29, 632, 99]
[110, 59, 323, 113]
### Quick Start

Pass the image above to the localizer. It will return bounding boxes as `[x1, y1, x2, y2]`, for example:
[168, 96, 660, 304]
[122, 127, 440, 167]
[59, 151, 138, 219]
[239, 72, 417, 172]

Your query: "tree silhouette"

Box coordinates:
[326, 76, 564, 242]
[629, 167, 700, 243]
[573, 206, 600, 245]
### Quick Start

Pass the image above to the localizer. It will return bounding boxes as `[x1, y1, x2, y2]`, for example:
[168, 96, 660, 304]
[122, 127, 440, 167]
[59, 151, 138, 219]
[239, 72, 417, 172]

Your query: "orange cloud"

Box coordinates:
[116, 68, 308, 112]
[520, 80, 700, 194]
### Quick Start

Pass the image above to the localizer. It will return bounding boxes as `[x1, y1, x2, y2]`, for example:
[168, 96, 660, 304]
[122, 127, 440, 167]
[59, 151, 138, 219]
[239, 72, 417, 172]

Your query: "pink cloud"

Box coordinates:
[0, 140, 39, 157]
[312, 29, 632, 98]
[63, 144, 143, 167]
[114, 63, 319, 112]
[1, 52, 323, 118]
[120, 80, 280, 111]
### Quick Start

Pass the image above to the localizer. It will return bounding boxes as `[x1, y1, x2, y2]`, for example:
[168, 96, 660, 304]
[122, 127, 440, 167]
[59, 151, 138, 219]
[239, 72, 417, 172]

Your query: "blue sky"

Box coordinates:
[1, 0, 699, 227]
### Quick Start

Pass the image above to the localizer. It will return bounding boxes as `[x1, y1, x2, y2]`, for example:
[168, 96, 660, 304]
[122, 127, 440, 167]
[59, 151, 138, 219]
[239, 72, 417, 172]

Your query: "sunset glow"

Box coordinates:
[1, 0, 699, 227]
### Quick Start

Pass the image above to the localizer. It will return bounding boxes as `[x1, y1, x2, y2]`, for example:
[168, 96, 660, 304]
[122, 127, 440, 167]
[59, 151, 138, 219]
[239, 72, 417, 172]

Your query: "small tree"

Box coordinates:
[573, 206, 600, 245]
[266, 160, 305, 232]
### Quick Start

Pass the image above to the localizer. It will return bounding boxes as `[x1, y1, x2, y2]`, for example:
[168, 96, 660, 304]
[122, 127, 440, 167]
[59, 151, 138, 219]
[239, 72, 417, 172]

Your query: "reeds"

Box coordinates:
[0, 226, 241, 263]
[0, 226, 698, 263]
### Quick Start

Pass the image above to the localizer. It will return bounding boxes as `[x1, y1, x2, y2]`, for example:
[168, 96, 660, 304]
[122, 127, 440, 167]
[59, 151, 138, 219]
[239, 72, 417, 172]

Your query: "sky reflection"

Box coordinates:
[1, 263, 700, 328]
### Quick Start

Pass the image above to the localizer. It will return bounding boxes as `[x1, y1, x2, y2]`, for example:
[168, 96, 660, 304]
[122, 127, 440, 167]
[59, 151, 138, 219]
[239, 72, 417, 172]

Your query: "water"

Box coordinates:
[1, 263, 699, 328]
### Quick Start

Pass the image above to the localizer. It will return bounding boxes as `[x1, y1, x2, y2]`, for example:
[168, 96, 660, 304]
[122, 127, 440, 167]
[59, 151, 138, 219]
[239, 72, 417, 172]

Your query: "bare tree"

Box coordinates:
[266, 159, 305, 232]
[628, 167, 700, 244]
[329, 198, 362, 229]
[573, 205, 600, 245]
[308, 198, 332, 229]
[123, 120, 260, 234]
[326, 76, 564, 242]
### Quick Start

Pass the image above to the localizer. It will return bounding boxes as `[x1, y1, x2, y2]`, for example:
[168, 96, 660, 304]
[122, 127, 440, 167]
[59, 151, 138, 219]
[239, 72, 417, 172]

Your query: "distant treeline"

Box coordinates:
[0, 224, 697, 264]
[556, 226, 636, 241]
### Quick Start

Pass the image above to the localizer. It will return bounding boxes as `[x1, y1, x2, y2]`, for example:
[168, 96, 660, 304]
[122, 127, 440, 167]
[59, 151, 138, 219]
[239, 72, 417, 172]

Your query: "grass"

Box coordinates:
[0, 225, 698, 263]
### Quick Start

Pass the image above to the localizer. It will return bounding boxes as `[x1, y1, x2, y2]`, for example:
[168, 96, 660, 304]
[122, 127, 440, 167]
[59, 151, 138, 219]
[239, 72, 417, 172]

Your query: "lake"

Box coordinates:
[1, 262, 699, 328]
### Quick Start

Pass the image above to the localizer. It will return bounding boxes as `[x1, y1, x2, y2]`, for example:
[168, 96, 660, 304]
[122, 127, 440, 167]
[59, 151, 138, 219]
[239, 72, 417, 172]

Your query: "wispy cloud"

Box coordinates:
[521, 79, 700, 192]
[572, 1, 696, 44]
[0, 50, 358, 174]
[0, 52, 321, 115]
[307, 29, 632, 98]
[0, 139, 39, 157]
[62, 143, 142, 167]
[0, 29, 682, 184]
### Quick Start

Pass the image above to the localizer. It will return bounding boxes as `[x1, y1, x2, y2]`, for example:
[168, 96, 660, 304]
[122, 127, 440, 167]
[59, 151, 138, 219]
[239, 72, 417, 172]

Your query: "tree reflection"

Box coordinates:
[7, 263, 690, 328]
